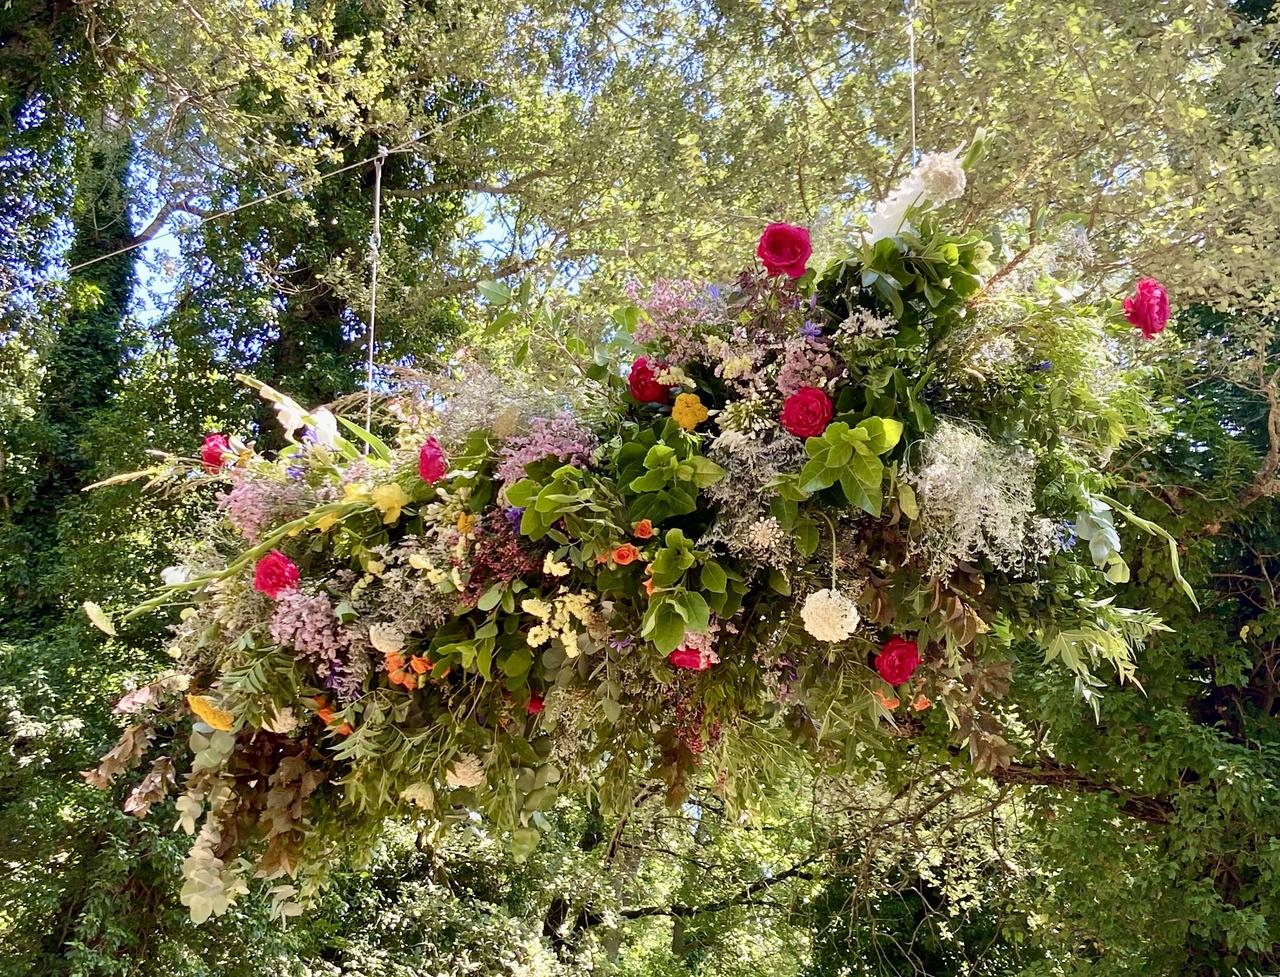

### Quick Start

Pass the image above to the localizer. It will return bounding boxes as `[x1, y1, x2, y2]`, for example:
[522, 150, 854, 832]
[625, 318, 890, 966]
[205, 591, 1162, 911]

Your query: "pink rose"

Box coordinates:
[253, 550, 300, 600]
[1123, 278, 1169, 340]
[875, 636, 921, 686]
[526, 692, 545, 716]
[200, 433, 231, 474]
[756, 223, 812, 279]
[418, 437, 447, 484]
[780, 386, 833, 438]
[668, 647, 715, 671]
[628, 357, 672, 404]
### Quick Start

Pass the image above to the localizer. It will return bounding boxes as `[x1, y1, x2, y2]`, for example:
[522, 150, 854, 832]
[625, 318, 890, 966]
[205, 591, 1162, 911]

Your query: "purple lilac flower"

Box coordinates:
[504, 506, 525, 531]
[270, 590, 353, 685]
[800, 320, 823, 339]
[496, 413, 598, 484]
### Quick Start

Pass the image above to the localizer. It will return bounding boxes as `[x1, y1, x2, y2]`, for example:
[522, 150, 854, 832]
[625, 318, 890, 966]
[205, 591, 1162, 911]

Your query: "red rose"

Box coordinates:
[253, 550, 300, 600]
[875, 636, 921, 686]
[756, 223, 812, 279]
[201, 433, 231, 474]
[628, 357, 672, 404]
[1123, 278, 1169, 340]
[526, 692, 545, 716]
[780, 386, 833, 438]
[668, 647, 715, 671]
[418, 437, 447, 484]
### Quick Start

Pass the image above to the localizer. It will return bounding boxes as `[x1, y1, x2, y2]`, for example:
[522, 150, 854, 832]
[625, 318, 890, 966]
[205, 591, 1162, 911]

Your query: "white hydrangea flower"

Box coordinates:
[800, 588, 861, 643]
[445, 753, 485, 789]
[913, 150, 967, 203]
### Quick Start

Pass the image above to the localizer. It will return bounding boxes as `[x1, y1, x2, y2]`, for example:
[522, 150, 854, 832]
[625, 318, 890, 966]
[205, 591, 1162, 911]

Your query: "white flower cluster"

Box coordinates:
[800, 588, 861, 643]
[866, 148, 968, 243]
[907, 421, 1043, 579]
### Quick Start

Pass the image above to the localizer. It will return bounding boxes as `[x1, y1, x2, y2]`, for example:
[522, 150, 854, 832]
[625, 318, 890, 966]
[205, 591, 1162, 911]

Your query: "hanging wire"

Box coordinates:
[906, 0, 916, 163]
[64, 99, 489, 276]
[363, 147, 387, 445]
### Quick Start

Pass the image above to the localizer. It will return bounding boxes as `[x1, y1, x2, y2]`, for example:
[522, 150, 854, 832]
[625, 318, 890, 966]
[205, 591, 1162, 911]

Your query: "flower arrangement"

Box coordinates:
[85, 145, 1188, 923]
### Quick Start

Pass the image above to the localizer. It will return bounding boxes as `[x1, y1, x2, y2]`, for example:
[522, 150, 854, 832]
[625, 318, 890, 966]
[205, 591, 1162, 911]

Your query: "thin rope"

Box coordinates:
[907, 0, 918, 165]
[363, 148, 387, 446]
[64, 100, 488, 275]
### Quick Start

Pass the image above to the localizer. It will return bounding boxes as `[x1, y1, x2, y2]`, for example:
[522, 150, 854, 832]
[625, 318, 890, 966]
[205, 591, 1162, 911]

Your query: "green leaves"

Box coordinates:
[616, 419, 724, 523]
[795, 417, 904, 516]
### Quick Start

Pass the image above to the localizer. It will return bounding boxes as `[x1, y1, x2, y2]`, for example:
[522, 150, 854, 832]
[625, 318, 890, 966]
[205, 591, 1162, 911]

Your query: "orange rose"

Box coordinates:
[612, 543, 641, 566]
[632, 519, 654, 539]
[911, 694, 932, 712]
[643, 577, 655, 596]
[409, 655, 432, 674]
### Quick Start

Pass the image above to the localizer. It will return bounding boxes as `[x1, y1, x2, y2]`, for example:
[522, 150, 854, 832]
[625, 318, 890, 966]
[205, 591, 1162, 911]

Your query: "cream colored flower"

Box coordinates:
[445, 753, 485, 789]
[800, 588, 860, 643]
[368, 624, 405, 655]
[913, 150, 967, 203]
[543, 553, 570, 577]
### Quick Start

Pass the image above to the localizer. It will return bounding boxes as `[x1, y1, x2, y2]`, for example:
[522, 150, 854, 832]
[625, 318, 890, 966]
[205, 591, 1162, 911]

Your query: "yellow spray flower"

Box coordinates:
[371, 483, 411, 525]
[456, 512, 478, 536]
[187, 694, 234, 732]
[671, 392, 709, 431]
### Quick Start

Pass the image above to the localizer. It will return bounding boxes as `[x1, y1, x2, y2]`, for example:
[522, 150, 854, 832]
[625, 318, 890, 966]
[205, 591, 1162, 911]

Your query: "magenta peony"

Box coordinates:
[875, 636, 921, 686]
[1123, 278, 1169, 340]
[628, 357, 672, 404]
[756, 223, 812, 279]
[418, 437, 447, 484]
[201, 433, 231, 474]
[253, 550, 300, 600]
[669, 647, 715, 671]
[780, 386, 833, 438]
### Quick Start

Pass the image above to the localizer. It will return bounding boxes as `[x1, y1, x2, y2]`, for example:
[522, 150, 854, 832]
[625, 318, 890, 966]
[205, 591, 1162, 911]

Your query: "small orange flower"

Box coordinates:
[911, 694, 932, 712]
[632, 519, 654, 539]
[612, 543, 641, 566]
[596, 550, 610, 564]
[385, 651, 417, 690]
[316, 706, 336, 724]
[873, 689, 901, 710]
[643, 577, 655, 596]
[336, 722, 354, 735]
[409, 655, 432, 674]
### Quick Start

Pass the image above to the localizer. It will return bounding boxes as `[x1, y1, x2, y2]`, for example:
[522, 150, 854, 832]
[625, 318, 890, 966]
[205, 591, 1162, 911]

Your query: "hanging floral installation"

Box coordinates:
[84, 144, 1191, 923]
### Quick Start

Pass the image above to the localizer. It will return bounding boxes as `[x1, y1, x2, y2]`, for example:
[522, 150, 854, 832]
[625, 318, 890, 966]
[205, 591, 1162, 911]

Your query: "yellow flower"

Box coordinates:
[342, 482, 371, 504]
[187, 694, 234, 732]
[314, 512, 339, 533]
[671, 392, 709, 431]
[456, 512, 477, 536]
[371, 483, 411, 525]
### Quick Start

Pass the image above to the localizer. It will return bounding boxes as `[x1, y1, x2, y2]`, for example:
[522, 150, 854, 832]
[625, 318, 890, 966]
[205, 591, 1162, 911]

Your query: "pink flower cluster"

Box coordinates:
[218, 476, 303, 543]
[270, 590, 353, 684]
[776, 334, 839, 398]
[627, 278, 722, 365]
[496, 414, 598, 484]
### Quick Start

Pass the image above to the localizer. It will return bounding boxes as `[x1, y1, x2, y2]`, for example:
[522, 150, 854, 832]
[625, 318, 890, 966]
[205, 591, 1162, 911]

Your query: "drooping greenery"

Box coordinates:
[3, 1, 1280, 975]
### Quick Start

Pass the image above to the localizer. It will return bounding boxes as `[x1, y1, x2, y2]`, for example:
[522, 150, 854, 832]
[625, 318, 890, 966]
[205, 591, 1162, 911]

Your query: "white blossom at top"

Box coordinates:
[800, 588, 861, 643]
[913, 150, 967, 203]
[866, 178, 926, 243]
